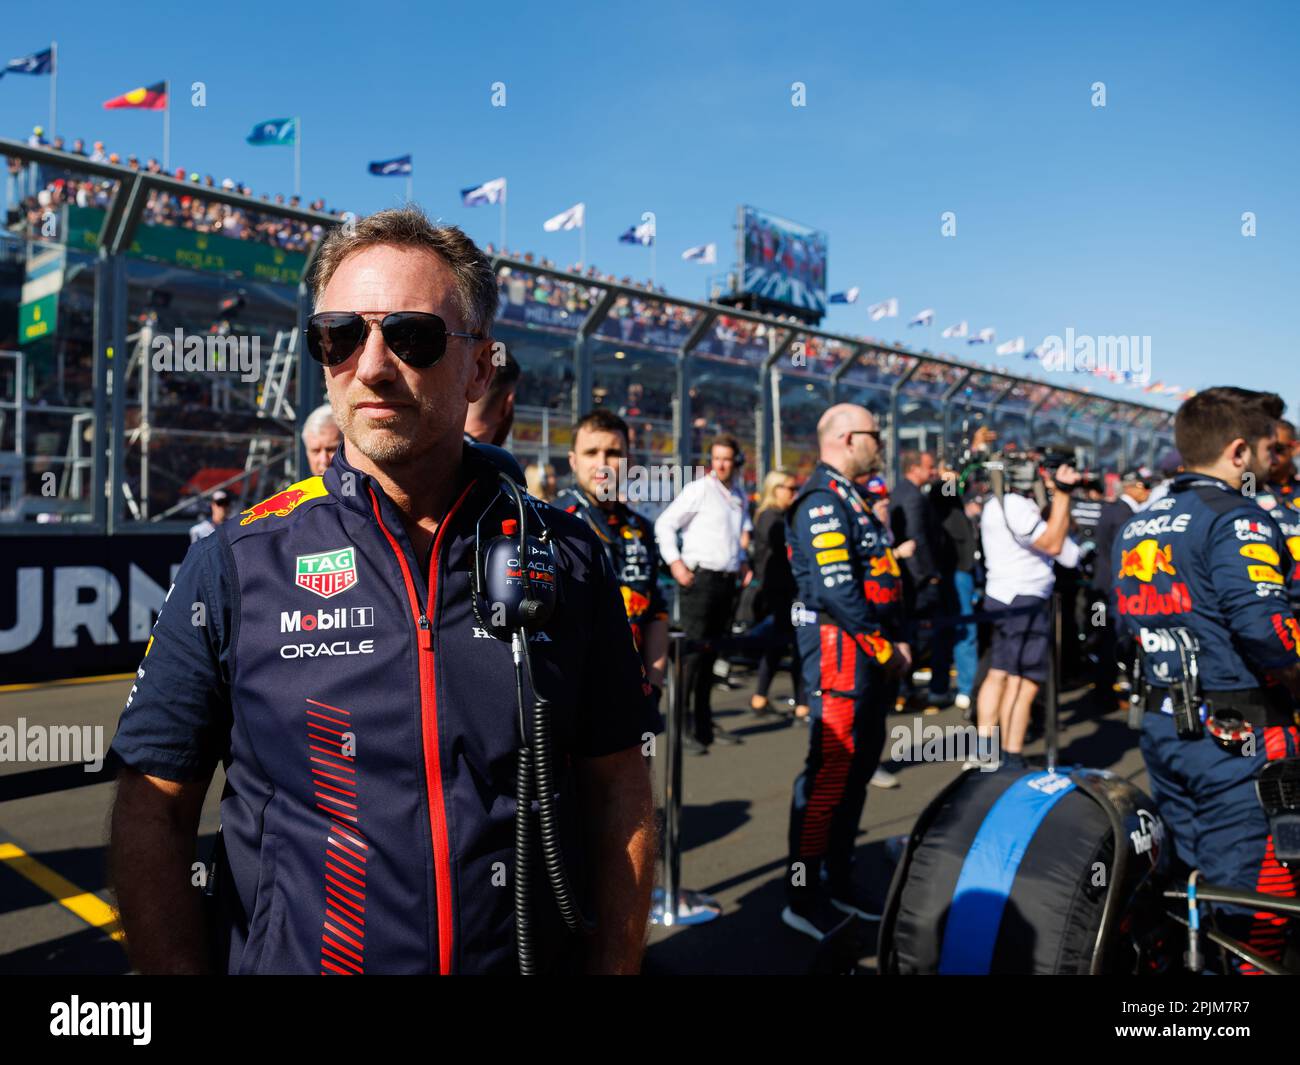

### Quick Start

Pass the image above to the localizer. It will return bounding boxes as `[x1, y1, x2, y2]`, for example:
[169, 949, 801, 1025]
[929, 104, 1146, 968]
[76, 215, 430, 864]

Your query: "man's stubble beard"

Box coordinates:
[847, 448, 880, 482]
[334, 390, 448, 467]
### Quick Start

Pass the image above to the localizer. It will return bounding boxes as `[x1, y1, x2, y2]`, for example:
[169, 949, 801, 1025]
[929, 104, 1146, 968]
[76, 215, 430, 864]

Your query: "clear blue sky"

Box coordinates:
[3, 0, 1296, 410]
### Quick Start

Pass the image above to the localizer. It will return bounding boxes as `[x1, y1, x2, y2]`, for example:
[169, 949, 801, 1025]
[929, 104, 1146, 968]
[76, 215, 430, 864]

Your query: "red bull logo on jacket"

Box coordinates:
[1116, 582, 1192, 617]
[1116, 538, 1176, 583]
[621, 586, 651, 618]
[868, 551, 901, 578]
[240, 476, 329, 525]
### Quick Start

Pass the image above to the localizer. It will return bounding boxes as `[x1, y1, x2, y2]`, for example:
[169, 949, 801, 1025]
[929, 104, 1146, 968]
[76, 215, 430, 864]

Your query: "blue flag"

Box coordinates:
[618, 218, 655, 246]
[370, 154, 413, 177]
[246, 118, 298, 146]
[1, 48, 53, 77]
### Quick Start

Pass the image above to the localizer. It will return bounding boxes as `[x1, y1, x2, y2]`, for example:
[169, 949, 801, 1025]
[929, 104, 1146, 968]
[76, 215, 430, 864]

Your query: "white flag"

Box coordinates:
[995, 336, 1025, 356]
[909, 308, 934, 327]
[968, 327, 996, 345]
[681, 243, 717, 264]
[461, 177, 507, 207]
[543, 202, 585, 232]
[941, 320, 968, 338]
[867, 297, 899, 321]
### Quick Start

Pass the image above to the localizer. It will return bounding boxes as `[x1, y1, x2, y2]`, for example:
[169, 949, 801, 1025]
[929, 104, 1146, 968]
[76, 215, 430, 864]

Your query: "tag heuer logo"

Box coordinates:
[296, 547, 358, 599]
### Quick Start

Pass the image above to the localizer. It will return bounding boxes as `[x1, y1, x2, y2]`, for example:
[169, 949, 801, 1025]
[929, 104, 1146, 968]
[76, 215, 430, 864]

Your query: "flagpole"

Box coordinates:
[500, 193, 507, 252]
[579, 225, 585, 271]
[405, 172, 412, 205]
[163, 81, 170, 170]
[294, 116, 301, 197]
[49, 41, 57, 137]
[650, 240, 656, 289]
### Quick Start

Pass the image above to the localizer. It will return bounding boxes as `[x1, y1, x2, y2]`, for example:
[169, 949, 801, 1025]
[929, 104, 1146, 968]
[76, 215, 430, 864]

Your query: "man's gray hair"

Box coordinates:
[310, 205, 499, 334]
[302, 402, 338, 441]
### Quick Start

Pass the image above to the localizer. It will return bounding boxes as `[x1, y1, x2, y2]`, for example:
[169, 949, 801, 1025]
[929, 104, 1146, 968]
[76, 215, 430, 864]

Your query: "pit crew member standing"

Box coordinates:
[1114, 386, 1300, 973]
[1258, 417, 1300, 602]
[782, 404, 908, 940]
[555, 409, 669, 706]
[108, 207, 657, 975]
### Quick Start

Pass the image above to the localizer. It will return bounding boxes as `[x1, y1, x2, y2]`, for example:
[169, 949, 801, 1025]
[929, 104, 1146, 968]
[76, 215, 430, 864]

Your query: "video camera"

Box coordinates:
[952, 445, 1102, 504]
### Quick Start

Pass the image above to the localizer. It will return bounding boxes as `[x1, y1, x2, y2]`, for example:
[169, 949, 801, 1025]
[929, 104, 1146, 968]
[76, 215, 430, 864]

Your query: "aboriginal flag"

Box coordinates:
[103, 81, 167, 111]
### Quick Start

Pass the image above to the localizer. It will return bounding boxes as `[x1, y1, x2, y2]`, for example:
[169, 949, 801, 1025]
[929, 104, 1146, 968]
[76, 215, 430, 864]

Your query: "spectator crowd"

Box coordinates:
[10, 124, 342, 252]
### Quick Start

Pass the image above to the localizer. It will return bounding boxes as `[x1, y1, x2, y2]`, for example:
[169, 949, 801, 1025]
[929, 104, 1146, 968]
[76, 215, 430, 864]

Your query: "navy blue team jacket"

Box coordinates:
[1112, 472, 1300, 693]
[111, 444, 656, 974]
[786, 462, 905, 663]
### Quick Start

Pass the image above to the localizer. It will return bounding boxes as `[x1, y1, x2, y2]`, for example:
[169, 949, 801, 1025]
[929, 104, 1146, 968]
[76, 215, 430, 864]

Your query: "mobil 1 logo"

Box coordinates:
[281, 607, 375, 633]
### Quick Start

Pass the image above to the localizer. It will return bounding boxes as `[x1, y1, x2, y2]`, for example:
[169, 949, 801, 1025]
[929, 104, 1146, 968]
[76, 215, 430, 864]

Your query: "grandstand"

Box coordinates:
[0, 133, 1179, 680]
[1, 133, 1178, 530]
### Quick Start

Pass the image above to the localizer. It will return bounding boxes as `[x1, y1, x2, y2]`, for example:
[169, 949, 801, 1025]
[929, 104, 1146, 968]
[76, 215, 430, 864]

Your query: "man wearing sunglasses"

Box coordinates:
[109, 206, 658, 975]
[1259, 419, 1300, 604]
[782, 404, 910, 941]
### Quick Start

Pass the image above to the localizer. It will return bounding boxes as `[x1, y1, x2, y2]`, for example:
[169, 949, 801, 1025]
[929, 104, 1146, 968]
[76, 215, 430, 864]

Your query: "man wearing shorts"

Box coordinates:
[975, 462, 1081, 769]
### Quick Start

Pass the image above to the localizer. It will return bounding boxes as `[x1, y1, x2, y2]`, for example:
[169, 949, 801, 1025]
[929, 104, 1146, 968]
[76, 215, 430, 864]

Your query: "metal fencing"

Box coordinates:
[0, 137, 1177, 534]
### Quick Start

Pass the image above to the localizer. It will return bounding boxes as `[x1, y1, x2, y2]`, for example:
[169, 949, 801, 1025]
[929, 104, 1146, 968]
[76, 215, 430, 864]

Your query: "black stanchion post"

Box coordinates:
[663, 630, 685, 916]
[1045, 592, 1060, 772]
[650, 631, 721, 927]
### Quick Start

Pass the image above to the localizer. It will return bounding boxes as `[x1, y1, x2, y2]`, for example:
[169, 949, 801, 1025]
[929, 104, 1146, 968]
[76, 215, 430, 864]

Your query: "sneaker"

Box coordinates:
[684, 738, 710, 756]
[781, 893, 854, 942]
[954, 693, 972, 712]
[870, 766, 900, 789]
[827, 881, 883, 921]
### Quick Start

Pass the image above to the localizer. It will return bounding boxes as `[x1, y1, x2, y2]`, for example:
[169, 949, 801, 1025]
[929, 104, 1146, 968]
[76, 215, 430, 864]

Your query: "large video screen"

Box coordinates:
[738, 206, 828, 316]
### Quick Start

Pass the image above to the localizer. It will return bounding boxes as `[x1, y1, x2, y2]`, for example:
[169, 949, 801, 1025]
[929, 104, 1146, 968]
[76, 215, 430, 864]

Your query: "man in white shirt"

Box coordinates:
[654, 435, 752, 753]
[976, 462, 1081, 768]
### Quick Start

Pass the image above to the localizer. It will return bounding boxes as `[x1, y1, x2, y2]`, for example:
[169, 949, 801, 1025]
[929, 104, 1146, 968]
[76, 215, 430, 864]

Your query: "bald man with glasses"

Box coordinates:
[781, 404, 911, 941]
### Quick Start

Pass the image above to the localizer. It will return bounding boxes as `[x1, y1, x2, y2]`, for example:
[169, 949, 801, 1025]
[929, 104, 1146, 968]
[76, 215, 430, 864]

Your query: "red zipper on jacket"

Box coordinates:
[370, 479, 477, 975]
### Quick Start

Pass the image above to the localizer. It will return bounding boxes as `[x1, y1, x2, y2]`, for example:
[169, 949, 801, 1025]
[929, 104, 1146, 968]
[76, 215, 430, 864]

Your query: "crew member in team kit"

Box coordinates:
[782, 404, 908, 940]
[555, 409, 669, 705]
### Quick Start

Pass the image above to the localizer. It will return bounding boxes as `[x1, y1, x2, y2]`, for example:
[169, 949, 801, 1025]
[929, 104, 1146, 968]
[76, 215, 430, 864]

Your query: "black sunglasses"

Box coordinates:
[846, 429, 882, 445]
[306, 311, 484, 368]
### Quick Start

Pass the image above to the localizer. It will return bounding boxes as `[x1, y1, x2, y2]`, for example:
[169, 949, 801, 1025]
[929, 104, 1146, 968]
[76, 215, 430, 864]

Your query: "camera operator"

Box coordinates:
[1114, 387, 1300, 973]
[975, 459, 1081, 769]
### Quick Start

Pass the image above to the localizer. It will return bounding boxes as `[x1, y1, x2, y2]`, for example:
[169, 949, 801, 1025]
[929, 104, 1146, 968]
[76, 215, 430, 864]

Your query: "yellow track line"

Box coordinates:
[0, 672, 135, 694]
[0, 842, 124, 941]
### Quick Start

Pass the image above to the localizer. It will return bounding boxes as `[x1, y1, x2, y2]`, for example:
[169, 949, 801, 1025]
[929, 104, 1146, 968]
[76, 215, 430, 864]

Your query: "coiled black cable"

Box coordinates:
[497, 471, 594, 973]
[513, 741, 536, 975]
